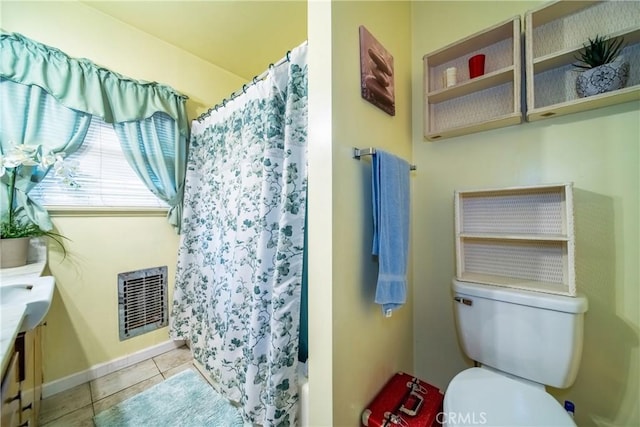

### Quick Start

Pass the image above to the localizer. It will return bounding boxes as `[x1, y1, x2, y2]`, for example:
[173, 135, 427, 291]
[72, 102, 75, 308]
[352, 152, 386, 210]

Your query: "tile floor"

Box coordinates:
[39, 345, 205, 426]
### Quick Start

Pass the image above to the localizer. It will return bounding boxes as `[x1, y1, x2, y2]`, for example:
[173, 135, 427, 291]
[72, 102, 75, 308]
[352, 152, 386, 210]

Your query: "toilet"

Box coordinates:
[444, 279, 588, 427]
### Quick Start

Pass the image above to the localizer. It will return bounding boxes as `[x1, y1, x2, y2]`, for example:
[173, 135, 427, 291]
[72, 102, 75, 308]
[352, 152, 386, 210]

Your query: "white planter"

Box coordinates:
[576, 57, 629, 98]
[0, 237, 31, 268]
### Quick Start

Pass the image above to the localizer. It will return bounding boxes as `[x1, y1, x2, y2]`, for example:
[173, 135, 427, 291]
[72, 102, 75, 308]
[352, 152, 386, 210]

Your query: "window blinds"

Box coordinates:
[29, 116, 169, 208]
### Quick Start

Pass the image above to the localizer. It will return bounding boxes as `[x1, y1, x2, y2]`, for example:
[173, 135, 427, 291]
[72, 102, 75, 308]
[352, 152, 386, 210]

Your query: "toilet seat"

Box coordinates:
[443, 368, 575, 427]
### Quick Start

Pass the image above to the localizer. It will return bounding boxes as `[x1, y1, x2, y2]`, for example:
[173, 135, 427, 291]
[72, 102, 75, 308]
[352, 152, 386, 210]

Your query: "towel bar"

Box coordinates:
[353, 147, 417, 171]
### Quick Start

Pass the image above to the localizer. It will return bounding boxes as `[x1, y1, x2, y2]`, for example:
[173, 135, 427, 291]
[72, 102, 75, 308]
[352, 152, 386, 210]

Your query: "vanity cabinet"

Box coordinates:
[423, 16, 522, 140]
[18, 326, 43, 426]
[1, 326, 43, 427]
[454, 183, 575, 296]
[525, 0, 640, 121]
[1, 352, 21, 427]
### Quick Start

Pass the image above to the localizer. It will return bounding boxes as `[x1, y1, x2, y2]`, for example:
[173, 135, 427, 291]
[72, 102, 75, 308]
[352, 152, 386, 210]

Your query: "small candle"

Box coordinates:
[444, 67, 457, 87]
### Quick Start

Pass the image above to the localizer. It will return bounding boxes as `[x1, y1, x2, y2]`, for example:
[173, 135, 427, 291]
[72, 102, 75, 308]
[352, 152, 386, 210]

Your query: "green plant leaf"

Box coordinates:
[0, 221, 44, 238]
[573, 35, 625, 70]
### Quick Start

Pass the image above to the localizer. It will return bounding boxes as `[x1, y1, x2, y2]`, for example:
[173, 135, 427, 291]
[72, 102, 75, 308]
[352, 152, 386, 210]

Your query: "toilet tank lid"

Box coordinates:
[452, 279, 588, 313]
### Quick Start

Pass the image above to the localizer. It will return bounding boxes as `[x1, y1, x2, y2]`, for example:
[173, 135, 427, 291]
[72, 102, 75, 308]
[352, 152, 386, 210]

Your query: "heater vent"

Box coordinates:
[118, 266, 168, 340]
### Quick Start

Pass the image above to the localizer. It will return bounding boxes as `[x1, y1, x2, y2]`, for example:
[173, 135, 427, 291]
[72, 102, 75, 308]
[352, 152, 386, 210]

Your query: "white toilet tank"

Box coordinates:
[452, 279, 588, 388]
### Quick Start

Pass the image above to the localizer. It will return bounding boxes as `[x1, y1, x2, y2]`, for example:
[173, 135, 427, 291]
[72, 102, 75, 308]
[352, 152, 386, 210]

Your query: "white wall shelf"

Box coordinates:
[459, 233, 569, 241]
[423, 17, 522, 141]
[525, 0, 640, 121]
[454, 183, 576, 296]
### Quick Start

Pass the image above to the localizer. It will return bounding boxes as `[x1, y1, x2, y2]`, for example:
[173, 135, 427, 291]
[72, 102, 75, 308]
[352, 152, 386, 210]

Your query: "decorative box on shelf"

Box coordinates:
[423, 16, 522, 141]
[525, 0, 640, 121]
[454, 183, 576, 296]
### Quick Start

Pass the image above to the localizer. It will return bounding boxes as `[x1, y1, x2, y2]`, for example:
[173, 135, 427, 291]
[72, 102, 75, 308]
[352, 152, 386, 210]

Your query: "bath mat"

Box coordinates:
[93, 369, 245, 427]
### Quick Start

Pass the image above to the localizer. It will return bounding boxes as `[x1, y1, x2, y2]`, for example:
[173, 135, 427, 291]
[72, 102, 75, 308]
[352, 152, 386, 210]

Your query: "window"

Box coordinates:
[30, 116, 169, 209]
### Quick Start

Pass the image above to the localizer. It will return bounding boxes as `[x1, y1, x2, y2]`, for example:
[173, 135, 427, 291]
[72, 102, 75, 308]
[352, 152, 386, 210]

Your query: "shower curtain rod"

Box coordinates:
[196, 49, 292, 122]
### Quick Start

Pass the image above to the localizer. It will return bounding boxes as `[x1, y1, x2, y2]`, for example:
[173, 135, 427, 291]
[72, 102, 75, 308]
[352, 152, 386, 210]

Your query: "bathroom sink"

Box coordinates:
[0, 276, 55, 332]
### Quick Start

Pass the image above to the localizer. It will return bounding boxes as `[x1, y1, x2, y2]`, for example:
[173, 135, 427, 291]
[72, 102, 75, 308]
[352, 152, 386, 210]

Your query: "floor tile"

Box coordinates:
[41, 404, 94, 427]
[90, 358, 159, 401]
[39, 383, 92, 425]
[93, 374, 164, 415]
[40, 349, 204, 424]
[153, 345, 192, 373]
[161, 360, 198, 379]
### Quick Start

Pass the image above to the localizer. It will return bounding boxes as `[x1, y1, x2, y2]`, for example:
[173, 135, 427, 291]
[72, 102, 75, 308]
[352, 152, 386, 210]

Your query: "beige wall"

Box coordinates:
[411, 2, 639, 427]
[41, 215, 180, 381]
[0, 0, 245, 121]
[307, 1, 334, 424]
[1, 0, 246, 382]
[308, 1, 414, 425]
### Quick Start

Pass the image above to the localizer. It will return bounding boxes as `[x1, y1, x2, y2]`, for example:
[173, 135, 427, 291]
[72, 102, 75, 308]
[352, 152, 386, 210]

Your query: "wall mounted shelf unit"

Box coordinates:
[454, 183, 575, 296]
[525, 0, 640, 121]
[423, 16, 522, 141]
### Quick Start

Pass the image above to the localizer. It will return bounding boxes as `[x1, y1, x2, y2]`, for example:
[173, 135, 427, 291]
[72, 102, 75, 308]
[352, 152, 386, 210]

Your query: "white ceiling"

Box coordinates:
[80, 0, 308, 80]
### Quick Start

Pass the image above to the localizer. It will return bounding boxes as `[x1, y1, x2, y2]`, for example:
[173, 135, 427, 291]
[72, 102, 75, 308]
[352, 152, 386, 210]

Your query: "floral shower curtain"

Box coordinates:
[170, 43, 307, 426]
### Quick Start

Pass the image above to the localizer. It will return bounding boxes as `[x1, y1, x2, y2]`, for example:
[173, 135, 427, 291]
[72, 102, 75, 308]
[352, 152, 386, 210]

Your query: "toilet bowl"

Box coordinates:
[444, 279, 588, 426]
[444, 367, 574, 426]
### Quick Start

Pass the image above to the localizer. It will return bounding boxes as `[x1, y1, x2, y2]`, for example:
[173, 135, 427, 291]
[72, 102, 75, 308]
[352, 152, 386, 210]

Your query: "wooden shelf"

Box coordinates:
[423, 16, 522, 141]
[459, 233, 570, 242]
[454, 183, 575, 296]
[525, 0, 640, 121]
[426, 113, 521, 141]
[528, 84, 640, 121]
[529, 0, 596, 28]
[426, 66, 514, 103]
[458, 272, 572, 296]
[532, 25, 640, 74]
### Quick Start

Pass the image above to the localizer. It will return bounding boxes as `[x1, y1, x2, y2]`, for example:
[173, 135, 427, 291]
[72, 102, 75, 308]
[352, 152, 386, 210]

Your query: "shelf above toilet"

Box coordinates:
[454, 183, 575, 296]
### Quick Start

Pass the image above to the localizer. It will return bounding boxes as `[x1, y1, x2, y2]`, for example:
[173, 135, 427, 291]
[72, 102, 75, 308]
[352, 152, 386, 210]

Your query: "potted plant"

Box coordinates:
[0, 144, 76, 268]
[574, 35, 629, 98]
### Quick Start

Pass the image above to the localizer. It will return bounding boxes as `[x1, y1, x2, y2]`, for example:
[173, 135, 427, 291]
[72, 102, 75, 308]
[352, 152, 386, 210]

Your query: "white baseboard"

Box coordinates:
[42, 339, 185, 398]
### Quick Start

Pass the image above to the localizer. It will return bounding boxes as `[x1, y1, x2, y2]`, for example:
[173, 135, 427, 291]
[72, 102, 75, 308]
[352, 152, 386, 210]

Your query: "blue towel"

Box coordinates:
[371, 150, 410, 316]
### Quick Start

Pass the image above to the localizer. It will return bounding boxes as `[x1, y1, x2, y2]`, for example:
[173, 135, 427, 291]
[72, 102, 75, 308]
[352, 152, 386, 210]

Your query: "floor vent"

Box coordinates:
[118, 266, 168, 341]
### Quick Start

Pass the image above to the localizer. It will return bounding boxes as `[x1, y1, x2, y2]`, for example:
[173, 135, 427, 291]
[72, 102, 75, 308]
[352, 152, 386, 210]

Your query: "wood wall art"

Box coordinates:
[359, 26, 395, 116]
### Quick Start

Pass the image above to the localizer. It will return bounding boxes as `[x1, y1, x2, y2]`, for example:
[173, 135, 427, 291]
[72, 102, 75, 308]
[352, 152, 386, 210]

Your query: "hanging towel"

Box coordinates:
[372, 149, 410, 316]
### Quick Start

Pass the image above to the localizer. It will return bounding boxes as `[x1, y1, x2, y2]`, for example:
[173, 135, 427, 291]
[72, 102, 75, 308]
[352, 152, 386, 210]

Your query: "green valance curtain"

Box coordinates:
[0, 31, 189, 232]
[0, 32, 189, 138]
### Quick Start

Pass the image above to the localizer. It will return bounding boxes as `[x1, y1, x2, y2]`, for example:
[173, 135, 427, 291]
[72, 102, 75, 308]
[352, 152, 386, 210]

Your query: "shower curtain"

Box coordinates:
[170, 43, 307, 427]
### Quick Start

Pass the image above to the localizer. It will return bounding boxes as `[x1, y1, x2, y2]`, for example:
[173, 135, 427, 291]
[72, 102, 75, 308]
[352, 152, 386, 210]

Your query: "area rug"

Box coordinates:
[93, 369, 245, 427]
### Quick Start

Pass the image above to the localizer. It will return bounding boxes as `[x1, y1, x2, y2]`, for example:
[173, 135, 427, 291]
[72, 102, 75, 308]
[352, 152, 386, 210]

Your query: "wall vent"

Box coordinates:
[118, 266, 168, 341]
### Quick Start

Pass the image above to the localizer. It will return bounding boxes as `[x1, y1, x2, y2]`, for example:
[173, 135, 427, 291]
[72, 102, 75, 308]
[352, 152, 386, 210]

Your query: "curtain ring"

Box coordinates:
[286, 50, 291, 61]
[223, 99, 227, 107]
[252, 76, 258, 85]
[242, 84, 248, 94]
[269, 63, 274, 70]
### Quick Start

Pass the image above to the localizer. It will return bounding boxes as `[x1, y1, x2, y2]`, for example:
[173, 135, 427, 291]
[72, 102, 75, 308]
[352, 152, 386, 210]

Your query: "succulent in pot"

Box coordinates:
[574, 35, 629, 98]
